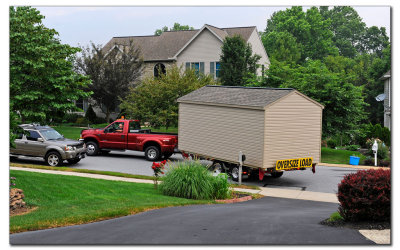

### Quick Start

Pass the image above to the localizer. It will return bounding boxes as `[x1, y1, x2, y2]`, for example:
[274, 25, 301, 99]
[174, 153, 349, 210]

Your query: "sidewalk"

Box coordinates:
[318, 163, 389, 170]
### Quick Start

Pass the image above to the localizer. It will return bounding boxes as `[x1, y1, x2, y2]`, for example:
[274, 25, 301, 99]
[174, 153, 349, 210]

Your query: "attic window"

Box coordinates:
[154, 63, 166, 77]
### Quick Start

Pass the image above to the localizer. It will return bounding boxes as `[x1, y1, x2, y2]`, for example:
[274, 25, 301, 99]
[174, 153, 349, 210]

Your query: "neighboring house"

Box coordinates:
[379, 70, 391, 130]
[78, 24, 270, 120]
[102, 24, 270, 80]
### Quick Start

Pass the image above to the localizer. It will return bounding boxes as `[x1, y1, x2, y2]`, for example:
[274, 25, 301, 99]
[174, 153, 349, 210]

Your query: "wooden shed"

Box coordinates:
[177, 86, 324, 170]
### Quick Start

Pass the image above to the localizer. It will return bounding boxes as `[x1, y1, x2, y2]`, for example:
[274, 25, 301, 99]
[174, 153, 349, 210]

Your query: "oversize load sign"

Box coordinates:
[276, 157, 313, 170]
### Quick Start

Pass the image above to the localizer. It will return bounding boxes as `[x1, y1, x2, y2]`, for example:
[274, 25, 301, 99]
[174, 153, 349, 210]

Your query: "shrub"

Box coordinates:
[160, 161, 230, 200]
[366, 138, 389, 160]
[75, 117, 90, 126]
[327, 139, 336, 149]
[345, 145, 360, 151]
[337, 169, 390, 222]
[85, 105, 97, 123]
[363, 156, 374, 166]
[63, 113, 82, 123]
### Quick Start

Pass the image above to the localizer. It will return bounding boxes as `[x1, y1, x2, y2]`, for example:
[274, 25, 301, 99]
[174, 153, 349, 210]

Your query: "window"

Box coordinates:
[154, 63, 166, 77]
[129, 121, 141, 133]
[26, 130, 42, 141]
[210, 62, 220, 78]
[185, 62, 204, 76]
[75, 98, 88, 112]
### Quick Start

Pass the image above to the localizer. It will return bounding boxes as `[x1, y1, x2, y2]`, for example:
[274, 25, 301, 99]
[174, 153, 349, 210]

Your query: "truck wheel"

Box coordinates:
[145, 146, 160, 161]
[271, 172, 284, 178]
[163, 152, 173, 160]
[86, 141, 99, 156]
[209, 161, 225, 176]
[67, 158, 81, 164]
[230, 166, 240, 182]
[45, 151, 63, 167]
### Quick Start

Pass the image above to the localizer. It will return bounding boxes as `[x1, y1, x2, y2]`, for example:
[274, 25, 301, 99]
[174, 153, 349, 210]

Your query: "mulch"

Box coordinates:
[10, 207, 37, 217]
[320, 218, 390, 230]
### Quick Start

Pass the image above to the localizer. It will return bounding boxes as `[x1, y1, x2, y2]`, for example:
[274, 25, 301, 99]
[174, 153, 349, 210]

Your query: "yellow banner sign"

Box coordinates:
[276, 157, 313, 170]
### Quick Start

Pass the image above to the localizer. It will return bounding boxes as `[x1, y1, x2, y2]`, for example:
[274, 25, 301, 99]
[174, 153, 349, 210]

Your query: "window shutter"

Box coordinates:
[210, 62, 214, 76]
[200, 62, 204, 74]
[185, 62, 190, 70]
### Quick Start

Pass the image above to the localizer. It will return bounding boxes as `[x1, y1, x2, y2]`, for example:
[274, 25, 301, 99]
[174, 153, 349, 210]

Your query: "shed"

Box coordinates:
[177, 85, 324, 170]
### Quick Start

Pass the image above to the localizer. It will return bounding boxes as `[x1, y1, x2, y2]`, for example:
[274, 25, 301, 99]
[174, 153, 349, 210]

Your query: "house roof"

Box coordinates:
[103, 25, 256, 61]
[177, 85, 297, 109]
[379, 70, 391, 80]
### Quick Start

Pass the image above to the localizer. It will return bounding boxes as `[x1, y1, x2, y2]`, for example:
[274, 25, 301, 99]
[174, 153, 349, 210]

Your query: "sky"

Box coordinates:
[34, 6, 391, 48]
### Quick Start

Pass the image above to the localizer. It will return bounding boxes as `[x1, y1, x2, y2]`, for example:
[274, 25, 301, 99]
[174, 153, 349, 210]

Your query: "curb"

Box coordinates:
[318, 163, 390, 170]
[216, 195, 252, 204]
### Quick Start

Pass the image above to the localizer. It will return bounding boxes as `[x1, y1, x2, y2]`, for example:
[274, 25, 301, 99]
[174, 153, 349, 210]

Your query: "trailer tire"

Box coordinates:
[145, 146, 161, 161]
[209, 161, 225, 176]
[230, 165, 240, 182]
[271, 171, 284, 178]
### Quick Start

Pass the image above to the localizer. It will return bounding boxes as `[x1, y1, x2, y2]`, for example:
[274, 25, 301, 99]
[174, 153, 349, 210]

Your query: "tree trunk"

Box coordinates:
[105, 108, 110, 123]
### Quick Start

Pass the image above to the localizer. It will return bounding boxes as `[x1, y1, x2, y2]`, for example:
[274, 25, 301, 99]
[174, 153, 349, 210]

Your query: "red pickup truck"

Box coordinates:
[80, 119, 178, 161]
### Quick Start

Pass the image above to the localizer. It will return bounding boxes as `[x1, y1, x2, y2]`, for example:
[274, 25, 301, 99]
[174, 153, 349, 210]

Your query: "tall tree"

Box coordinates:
[75, 41, 144, 122]
[120, 66, 217, 129]
[154, 22, 194, 36]
[219, 35, 261, 86]
[10, 6, 91, 122]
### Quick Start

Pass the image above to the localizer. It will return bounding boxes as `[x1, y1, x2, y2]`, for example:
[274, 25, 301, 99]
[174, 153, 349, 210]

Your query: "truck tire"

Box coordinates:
[271, 171, 284, 178]
[163, 152, 173, 160]
[86, 141, 99, 156]
[209, 161, 225, 176]
[145, 146, 161, 161]
[230, 165, 240, 182]
[45, 151, 63, 167]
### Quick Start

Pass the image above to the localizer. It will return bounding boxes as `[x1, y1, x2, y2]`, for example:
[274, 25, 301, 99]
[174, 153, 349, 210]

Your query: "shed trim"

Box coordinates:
[263, 91, 325, 110]
[177, 100, 265, 110]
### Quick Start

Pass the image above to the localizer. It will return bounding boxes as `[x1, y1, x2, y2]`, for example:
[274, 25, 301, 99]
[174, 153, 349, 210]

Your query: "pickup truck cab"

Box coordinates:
[80, 119, 178, 161]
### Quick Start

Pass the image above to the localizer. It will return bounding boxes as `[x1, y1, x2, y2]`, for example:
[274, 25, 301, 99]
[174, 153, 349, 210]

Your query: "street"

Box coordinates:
[11, 150, 358, 194]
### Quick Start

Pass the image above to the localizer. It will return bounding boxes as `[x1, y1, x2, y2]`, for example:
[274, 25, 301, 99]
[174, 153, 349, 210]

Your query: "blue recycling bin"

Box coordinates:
[349, 156, 360, 165]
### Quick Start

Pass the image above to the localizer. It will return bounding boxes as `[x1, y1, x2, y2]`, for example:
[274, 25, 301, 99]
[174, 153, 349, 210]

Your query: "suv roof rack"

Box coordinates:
[19, 124, 51, 130]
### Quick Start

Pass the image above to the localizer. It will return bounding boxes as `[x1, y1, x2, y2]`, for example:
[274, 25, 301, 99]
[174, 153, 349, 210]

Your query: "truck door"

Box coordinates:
[100, 121, 127, 149]
[127, 120, 141, 151]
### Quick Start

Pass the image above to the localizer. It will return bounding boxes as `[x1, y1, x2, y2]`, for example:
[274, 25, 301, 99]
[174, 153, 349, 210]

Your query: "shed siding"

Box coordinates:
[263, 92, 322, 168]
[178, 103, 265, 167]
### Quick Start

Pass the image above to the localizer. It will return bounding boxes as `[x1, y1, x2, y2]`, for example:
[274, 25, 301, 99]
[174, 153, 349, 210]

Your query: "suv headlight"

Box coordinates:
[65, 146, 75, 151]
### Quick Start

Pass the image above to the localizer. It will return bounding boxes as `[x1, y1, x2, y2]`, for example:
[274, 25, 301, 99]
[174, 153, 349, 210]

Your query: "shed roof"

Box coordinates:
[178, 86, 298, 109]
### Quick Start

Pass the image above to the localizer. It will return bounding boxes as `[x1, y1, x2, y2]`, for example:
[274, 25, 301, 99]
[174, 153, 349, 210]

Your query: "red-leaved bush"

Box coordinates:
[338, 169, 390, 222]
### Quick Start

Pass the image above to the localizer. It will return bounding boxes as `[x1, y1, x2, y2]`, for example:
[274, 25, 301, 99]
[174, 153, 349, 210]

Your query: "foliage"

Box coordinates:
[120, 66, 216, 129]
[10, 7, 92, 123]
[85, 105, 97, 123]
[338, 169, 390, 222]
[10, 108, 20, 148]
[219, 35, 261, 86]
[327, 139, 336, 149]
[160, 161, 230, 200]
[10, 177, 17, 189]
[366, 139, 389, 160]
[75, 41, 143, 123]
[345, 145, 360, 151]
[151, 160, 166, 188]
[154, 22, 194, 36]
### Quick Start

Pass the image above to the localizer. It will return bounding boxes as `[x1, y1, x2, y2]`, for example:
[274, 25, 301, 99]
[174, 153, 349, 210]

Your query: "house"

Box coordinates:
[379, 70, 391, 130]
[77, 24, 270, 120]
[102, 24, 270, 80]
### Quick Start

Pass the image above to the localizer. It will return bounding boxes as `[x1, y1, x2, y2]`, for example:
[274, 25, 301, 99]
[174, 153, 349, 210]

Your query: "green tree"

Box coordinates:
[263, 6, 338, 63]
[262, 31, 301, 64]
[75, 41, 144, 123]
[120, 66, 217, 129]
[10, 6, 91, 123]
[154, 22, 194, 35]
[219, 35, 261, 86]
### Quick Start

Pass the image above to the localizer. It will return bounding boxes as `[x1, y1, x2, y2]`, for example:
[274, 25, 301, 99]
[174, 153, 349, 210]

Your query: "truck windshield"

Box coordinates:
[40, 129, 64, 140]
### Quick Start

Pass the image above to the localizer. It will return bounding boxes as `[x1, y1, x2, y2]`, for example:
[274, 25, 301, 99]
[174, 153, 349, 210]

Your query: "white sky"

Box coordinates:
[34, 6, 391, 47]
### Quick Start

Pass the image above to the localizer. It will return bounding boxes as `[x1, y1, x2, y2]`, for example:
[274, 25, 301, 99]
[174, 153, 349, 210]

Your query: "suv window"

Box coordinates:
[26, 130, 42, 141]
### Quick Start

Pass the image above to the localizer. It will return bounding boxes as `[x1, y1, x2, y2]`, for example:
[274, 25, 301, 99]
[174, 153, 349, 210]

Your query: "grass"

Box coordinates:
[321, 147, 366, 165]
[328, 212, 344, 222]
[10, 170, 213, 233]
[10, 162, 157, 181]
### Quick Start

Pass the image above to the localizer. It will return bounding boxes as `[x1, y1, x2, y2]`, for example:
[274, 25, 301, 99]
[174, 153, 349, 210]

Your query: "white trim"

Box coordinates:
[104, 44, 124, 58]
[170, 25, 224, 60]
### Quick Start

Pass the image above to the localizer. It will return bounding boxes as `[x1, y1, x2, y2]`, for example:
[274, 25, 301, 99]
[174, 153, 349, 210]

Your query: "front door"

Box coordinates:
[23, 130, 47, 157]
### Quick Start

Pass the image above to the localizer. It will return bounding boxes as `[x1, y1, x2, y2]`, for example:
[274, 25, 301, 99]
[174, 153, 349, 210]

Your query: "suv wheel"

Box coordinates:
[145, 146, 160, 161]
[86, 141, 99, 156]
[45, 151, 62, 166]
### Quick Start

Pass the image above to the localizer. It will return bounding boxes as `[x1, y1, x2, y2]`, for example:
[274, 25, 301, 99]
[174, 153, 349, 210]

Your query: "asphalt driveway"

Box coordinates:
[10, 197, 373, 245]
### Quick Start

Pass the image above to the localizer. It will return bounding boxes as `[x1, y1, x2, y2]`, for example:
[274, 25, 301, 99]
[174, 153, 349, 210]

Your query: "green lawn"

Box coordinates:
[10, 170, 212, 233]
[321, 147, 366, 165]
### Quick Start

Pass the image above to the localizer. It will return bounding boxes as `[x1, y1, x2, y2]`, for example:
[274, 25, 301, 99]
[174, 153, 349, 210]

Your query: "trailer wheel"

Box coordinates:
[271, 171, 284, 178]
[230, 165, 240, 182]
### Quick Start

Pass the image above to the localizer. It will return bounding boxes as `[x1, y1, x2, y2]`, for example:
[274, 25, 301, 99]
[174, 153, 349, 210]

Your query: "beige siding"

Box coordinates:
[247, 29, 270, 75]
[178, 103, 265, 168]
[263, 92, 323, 169]
[176, 28, 223, 75]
